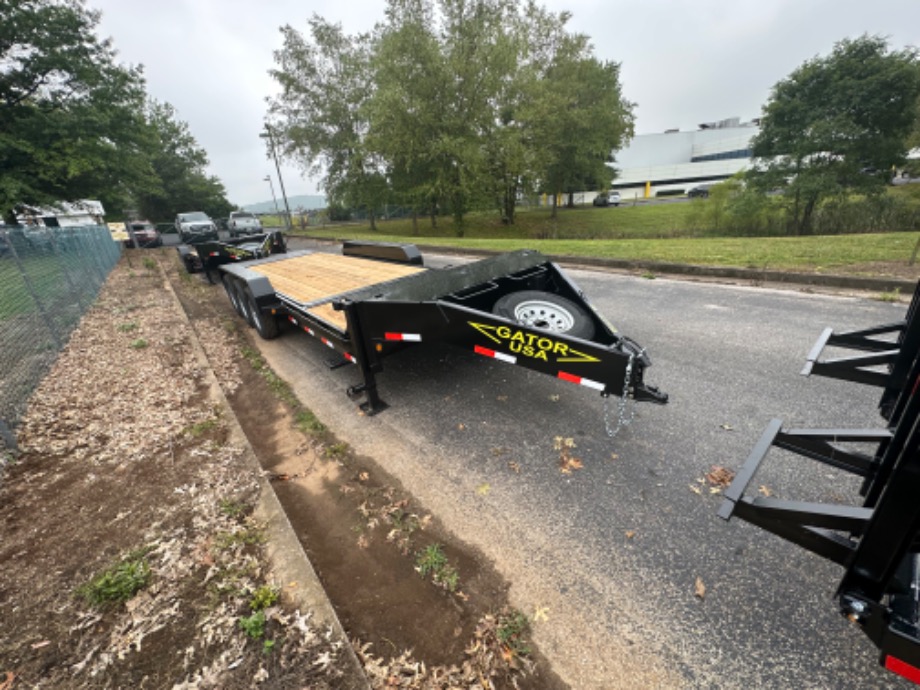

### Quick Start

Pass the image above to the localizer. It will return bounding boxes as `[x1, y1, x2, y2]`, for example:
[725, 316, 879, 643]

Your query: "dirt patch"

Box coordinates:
[0, 252, 354, 688]
[166, 252, 567, 687]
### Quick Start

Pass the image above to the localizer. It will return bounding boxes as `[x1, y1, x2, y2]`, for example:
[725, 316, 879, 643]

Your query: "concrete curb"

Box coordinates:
[297, 234, 917, 294]
[157, 257, 370, 689]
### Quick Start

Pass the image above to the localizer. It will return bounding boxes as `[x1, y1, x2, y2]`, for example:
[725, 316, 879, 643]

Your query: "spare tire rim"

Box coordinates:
[512, 299, 575, 332]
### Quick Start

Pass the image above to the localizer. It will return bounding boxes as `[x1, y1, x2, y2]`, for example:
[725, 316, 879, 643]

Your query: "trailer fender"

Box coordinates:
[492, 290, 595, 340]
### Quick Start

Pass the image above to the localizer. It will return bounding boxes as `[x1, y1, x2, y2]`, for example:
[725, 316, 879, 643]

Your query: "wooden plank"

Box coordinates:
[251, 253, 424, 306]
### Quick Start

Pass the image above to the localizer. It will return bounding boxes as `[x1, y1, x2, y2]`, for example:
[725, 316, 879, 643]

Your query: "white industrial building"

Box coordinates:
[612, 116, 760, 199]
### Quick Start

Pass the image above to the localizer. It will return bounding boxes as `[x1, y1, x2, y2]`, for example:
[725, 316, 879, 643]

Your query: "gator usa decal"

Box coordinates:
[468, 322, 599, 363]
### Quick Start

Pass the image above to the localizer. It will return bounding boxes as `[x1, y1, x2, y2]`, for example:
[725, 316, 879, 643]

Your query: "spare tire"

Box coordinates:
[492, 290, 595, 340]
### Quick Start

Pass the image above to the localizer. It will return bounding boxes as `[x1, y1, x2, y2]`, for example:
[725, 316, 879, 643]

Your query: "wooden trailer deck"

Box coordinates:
[250, 253, 426, 331]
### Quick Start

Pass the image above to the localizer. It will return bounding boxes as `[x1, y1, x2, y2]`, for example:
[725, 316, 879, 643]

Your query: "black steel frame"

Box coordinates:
[720, 280, 920, 681]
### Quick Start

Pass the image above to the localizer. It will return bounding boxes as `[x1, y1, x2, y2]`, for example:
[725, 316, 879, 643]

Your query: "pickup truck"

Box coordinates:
[228, 211, 262, 237]
[176, 212, 219, 244]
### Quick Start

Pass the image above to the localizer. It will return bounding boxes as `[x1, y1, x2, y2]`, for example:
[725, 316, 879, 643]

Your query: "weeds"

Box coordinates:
[295, 409, 325, 434]
[641, 271, 656, 280]
[215, 526, 265, 550]
[875, 287, 901, 303]
[239, 341, 330, 440]
[117, 322, 138, 333]
[239, 610, 267, 639]
[218, 498, 249, 519]
[249, 585, 279, 610]
[143, 257, 157, 271]
[77, 548, 152, 606]
[415, 543, 459, 591]
[185, 417, 220, 437]
[129, 338, 148, 349]
[324, 442, 349, 459]
[496, 608, 532, 657]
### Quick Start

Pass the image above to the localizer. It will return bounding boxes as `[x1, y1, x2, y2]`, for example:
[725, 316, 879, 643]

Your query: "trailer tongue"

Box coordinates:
[218, 242, 667, 419]
[720, 280, 920, 684]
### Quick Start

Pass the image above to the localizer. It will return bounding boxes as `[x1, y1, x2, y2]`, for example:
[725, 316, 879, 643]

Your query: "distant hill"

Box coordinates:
[243, 194, 326, 214]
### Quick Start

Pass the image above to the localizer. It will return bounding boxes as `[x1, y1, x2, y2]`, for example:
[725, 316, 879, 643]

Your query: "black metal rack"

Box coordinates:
[720, 281, 920, 683]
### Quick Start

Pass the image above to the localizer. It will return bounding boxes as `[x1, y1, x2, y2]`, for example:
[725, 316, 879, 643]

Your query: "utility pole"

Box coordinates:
[263, 175, 281, 221]
[261, 124, 293, 231]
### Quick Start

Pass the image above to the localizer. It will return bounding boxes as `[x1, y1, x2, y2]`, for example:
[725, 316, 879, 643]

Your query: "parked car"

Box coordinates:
[175, 212, 218, 244]
[124, 220, 162, 248]
[592, 191, 621, 207]
[687, 184, 713, 199]
[228, 211, 262, 237]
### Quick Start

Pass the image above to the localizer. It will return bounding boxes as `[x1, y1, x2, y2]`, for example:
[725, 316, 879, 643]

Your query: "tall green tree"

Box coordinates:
[0, 0, 155, 220]
[748, 35, 920, 234]
[269, 17, 388, 229]
[135, 100, 232, 221]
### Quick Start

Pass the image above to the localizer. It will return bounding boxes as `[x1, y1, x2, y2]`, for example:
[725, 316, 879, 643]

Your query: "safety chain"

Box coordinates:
[603, 347, 645, 439]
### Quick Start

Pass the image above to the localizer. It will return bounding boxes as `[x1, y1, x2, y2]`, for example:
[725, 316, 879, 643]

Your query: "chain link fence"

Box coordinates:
[0, 225, 121, 446]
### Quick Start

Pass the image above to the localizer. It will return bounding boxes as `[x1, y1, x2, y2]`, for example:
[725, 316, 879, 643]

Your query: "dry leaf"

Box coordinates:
[549, 394, 560, 402]
[358, 471, 369, 482]
[477, 483, 491, 496]
[694, 577, 706, 599]
[533, 606, 550, 623]
[31, 640, 51, 649]
[705, 466, 735, 488]
[758, 485, 773, 497]
[689, 484, 702, 495]
[610, 453, 619, 461]
[457, 423, 466, 431]
[496, 395, 508, 402]
[625, 530, 636, 539]
[508, 461, 521, 473]
[0, 672, 15, 690]
[559, 456, 584, 474]
[720, 423, 734, 431]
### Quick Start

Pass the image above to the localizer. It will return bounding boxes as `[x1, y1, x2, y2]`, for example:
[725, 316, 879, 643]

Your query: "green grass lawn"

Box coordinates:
[293, 208, 918, 274]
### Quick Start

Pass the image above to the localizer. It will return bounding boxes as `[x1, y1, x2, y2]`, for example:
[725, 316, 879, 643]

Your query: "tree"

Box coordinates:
[134, 101, 233, 221]
[748, 35, 920, 234]
[0, 0, 155, 219]
[269, 17, 388, 229]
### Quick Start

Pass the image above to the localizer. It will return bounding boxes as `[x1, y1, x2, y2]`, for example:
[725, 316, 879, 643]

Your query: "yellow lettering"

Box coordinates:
[537, 337, 552, 351]
[534, 350, 548, 361]
[510, 330, 525, 343]
[496, 325, 511, 339]
[554, 341, 569, 356]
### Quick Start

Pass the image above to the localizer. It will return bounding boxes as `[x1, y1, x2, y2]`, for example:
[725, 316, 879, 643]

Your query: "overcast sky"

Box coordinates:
[91, 0, 920, 207]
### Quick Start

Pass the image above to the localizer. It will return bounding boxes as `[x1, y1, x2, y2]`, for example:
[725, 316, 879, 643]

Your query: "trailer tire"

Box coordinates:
[236, 283, 256, 328]
[493, 290, 595, 340]
[247, 293, 280, 340]
[223, 276, 244, 316]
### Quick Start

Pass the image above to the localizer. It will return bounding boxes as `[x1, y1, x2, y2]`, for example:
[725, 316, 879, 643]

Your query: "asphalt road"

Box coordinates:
[252, 249, 910, 688]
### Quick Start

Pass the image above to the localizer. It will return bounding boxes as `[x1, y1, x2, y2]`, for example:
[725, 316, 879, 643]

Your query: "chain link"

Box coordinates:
[603, 347, 645, 438]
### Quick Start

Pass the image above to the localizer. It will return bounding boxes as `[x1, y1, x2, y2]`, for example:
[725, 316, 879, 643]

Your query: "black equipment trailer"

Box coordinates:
[720, 280, 920, 684]
[218, 241, 667, 417]
[177, 230, 287, 283]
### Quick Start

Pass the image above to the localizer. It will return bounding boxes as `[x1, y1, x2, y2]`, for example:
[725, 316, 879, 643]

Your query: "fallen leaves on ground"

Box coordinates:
[759, 485, 773, 497]
[695, 577, 707, 600]
[703, 466, 736, 494]
[554, 436, 584, 474]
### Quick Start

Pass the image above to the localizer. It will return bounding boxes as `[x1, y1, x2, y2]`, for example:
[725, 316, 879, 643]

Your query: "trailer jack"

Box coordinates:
[720, 281, 920, 683]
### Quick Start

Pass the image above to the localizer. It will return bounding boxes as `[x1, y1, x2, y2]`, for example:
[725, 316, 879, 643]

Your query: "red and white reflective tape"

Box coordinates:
[344, 352, 357, 363]
[557, 371, 606, 391]
[287, 316, 314, 336]
[321, 337, 335, 350]
[473, 345, 516, 365]
[209, 252, 219, 257]
[385, 332, 422, 342]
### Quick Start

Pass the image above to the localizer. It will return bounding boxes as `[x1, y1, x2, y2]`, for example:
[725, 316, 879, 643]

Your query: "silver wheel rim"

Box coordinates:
[512, 299, 575, 332]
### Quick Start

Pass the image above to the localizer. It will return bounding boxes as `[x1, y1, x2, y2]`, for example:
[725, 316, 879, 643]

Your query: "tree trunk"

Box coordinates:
[369, 211, 377, 232]
[566, 191, 575, 208]
[503, 185, 516, 225]
[550, 193, 558, 219]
